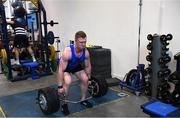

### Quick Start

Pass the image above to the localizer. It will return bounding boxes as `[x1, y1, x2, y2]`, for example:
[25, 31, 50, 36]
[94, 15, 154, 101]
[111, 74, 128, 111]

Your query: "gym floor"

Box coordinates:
[0, 74, 149, 117]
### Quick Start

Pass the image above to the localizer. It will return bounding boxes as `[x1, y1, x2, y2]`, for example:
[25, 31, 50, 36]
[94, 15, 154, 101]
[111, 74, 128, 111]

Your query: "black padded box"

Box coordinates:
[88, 47, 111, 79]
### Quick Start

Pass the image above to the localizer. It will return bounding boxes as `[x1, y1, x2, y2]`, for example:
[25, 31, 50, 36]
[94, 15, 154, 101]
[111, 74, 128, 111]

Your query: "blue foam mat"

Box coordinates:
[144, 101, 177, 117]
[0, 84, 126, 117]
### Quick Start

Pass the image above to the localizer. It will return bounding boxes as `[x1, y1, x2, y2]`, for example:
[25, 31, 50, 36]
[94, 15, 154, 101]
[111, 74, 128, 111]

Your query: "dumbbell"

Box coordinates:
[146, 54, 152, 62]
[147, 43, 153, 50]
[160, 64, 168, 68]
[145, 67, 152, 74]
[158, 69, 169, 78]
[158, 70, 164, 78]
[161, 52, 168, 56]
[164, 68, 171, 77]
[159, 56, 171, 64]
[160, 34, 166, 42]
[147, 34, 153, 41]
[166, 34, 173, 41]
[162, 41, 169, 46]
[162, 46, 169, 51]
[158, 69, 171, 78]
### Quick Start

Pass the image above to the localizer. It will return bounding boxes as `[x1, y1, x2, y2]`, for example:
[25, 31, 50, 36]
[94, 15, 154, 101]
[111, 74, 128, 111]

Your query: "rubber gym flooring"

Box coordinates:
[0, 74, 149, 117]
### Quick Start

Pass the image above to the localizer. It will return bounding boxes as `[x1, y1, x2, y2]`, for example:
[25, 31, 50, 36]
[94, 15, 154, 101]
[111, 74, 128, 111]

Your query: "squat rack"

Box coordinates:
[0, 0, 54, 81]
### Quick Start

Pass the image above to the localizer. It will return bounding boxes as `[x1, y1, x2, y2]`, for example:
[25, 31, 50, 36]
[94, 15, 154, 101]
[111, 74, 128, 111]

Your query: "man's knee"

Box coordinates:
[64, 76, 72, 86]
[81, 75, 89, 83]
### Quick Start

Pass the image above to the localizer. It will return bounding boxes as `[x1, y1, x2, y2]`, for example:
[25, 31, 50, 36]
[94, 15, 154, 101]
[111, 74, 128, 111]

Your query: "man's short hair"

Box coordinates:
[75, 31, 87, 40]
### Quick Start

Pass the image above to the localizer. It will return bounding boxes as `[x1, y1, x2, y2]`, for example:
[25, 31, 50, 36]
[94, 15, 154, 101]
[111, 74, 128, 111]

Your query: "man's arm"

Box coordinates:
[57, 48, 70, 88]
[84, 49, 91, 79]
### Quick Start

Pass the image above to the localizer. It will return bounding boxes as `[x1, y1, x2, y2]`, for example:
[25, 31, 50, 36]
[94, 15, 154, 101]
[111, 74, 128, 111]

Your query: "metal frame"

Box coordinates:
[0, 0, 52, 81]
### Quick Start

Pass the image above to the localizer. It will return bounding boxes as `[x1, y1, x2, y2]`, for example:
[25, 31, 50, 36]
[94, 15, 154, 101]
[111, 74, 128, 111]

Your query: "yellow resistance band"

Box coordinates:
[0, 106, 6, 118]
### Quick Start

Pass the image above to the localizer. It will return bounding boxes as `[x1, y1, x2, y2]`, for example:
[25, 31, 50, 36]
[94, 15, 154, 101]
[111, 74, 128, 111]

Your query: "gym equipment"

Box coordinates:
[0, 0, 58, 81]
[87, 46, 120, 86]
[0, 49, 7, 64]
[141, 100, 180, 117]
[47, 31, 54, 45]
[37, 77, 108, 115]
[119, 0, 145, 96]
[174, 52, 180, 71]
[165, 52, 180, 106]
[145, 34, 172, 99]
[0, 84, 122, 117]
[120, 64, 145, 95]
[22, 62, 40, 79]
[41, 20, 58, 27]
[0, 0, 13, 79]
[48, 45, 56, 60]
[48, 45, 58, 72]
[88, 77, 108, 97]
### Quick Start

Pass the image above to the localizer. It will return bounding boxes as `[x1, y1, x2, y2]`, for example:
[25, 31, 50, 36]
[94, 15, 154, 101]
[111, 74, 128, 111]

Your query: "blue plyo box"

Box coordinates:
[143, 101, 178, 117]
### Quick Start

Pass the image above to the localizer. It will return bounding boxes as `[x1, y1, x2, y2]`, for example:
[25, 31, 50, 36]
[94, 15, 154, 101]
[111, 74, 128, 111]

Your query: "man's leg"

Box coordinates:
[13, 35, 20, 65]
[13, 47, 20, 65]
[75, 70, 93, 108]
[27, 46, 36, 62]
[75, 70, 89, 101]
[61, 72, 72, 115]
[62, 72, 72, 96]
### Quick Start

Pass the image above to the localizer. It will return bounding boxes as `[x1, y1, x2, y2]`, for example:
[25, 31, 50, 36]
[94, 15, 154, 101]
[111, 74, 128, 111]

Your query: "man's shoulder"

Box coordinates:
[63, 47, 72, 60]
[64, 46, 71, 52]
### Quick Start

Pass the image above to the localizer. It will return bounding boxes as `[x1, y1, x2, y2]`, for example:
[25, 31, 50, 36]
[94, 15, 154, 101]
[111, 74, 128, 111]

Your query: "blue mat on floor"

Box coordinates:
[0, 83, 126, 117]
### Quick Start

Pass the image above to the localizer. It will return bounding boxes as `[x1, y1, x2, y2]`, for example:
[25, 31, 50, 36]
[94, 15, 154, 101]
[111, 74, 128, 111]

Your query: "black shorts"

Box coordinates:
[14, 35, 29, 48]
[64, 64, 84, 73]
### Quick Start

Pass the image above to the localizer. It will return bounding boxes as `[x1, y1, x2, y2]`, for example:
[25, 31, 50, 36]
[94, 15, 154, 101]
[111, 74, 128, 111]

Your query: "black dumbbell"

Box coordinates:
[146, 55, 152, 62]
[147, 43, 153, 50]
[159, 56, 171, 64]
[162, 41, 169, 46]
[161, 51, 167, 56]
[160, 34, 166, 42]
[159, 57, 164, 64]
[147, 34, 153, 41]
[166, 34, 173, 41]
[164, 56, 171, 63]
[145, 67, 152, 74]
[162, 46, 169, 51]
[158, 70, 164, 78]
[164, 68, 171, 76]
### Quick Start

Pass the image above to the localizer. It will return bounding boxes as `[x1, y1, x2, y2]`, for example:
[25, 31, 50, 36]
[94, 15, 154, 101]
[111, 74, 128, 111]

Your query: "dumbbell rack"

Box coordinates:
[146, 34, 172, 99]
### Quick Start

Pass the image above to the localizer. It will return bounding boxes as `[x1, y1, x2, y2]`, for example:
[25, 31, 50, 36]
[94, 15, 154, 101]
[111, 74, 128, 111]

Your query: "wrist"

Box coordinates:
[58, 82, 63, 89]
[58, 85, 63, 89]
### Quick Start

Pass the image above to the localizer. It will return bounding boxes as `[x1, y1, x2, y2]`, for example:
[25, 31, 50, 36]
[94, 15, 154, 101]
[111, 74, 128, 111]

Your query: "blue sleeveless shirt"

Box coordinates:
[66, 44, 86, 70]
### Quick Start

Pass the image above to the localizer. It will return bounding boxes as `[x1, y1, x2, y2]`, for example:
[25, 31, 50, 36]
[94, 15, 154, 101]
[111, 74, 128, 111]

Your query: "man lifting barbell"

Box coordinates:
[58, 31, 93, 115]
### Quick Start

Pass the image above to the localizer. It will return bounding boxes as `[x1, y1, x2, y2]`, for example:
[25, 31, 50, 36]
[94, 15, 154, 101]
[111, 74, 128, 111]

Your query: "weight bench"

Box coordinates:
[22, 62, 40, 79]
[141, 100, 180, 117]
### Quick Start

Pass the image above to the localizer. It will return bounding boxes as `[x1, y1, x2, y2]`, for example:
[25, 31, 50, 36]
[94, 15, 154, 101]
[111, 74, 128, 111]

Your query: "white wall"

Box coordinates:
[42, 0, 180, 79]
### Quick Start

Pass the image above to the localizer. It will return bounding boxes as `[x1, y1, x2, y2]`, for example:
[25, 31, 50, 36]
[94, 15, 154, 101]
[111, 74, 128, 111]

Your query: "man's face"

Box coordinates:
[76, 37, 87, 50]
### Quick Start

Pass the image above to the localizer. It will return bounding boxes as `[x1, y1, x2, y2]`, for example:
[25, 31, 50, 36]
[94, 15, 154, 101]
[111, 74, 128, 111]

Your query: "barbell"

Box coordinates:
[41, 20, 58, 27]
[37, 77, 108, 115]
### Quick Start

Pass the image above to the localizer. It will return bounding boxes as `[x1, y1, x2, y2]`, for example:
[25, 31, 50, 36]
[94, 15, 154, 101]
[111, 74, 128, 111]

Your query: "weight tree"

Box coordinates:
[146, 34, 172, 98]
